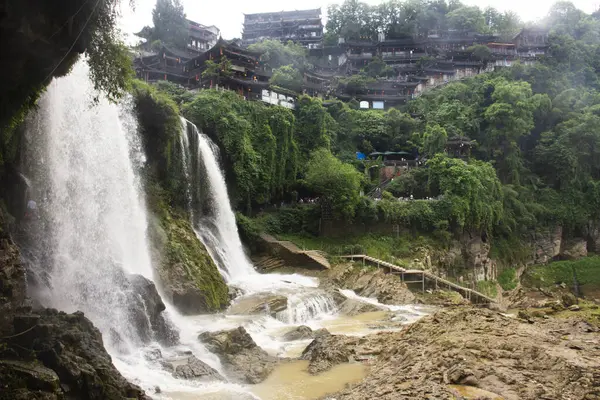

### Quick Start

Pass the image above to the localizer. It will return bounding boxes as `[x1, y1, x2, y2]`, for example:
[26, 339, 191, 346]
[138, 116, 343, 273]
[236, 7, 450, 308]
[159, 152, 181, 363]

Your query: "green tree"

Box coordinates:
[421, 124, 448, 157]
[427, 154, 503, 234]
[248, 40, 309, 70]
[151, 0, 189, 49]
[483, 79, 537, 183]
[270, 65, 303, 92]
[304, 148, 363, 218]
[201, 57, 232, 86]
[468, 45, 492, 62]
[362, 57, 393, 78]
[295, 96, 336, 161]
[447, 6, 485, 32]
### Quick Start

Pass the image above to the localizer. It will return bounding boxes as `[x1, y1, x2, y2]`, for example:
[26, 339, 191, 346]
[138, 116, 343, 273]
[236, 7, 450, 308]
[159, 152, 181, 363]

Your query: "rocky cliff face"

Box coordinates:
[0, 221, 148, 399]
[148, 207, 229, 314]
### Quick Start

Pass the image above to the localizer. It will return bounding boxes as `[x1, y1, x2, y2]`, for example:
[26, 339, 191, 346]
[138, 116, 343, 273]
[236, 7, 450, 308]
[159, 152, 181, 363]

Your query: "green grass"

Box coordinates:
[523, 256, 600, 290]
[275, 232, 440, 266]
[475, 280, 498, 298]
[498, 268, 518, 291]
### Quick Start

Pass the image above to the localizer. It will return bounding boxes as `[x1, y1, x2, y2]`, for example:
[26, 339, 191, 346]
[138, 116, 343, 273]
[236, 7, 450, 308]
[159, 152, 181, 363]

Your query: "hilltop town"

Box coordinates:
[133, 5, 548, 110]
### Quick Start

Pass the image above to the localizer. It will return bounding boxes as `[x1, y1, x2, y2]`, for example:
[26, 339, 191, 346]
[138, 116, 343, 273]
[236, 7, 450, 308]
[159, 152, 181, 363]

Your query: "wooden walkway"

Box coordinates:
[341, 254, 495, 304]
[260, 234, 330, 270]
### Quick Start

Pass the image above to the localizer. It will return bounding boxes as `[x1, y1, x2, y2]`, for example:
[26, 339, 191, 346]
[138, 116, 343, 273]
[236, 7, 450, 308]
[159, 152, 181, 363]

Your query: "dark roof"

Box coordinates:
[162, 45, 193, 60]
[244, 8, 321, 17]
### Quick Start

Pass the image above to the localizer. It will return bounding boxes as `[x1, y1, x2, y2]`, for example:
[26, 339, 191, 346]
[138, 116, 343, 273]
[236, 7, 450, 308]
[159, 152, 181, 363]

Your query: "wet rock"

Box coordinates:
[199, 327, 277, 383]
[0, 237, 27, 336]
[338, 298, 385, 316]
[227, 293, 288, 317]
[148, 213, 229, 315]
[0, 360, 61, 394]
[568, 305, 581, 311]
[5, 308, 148, 399]
[562, 293, 578, 307]
[282, 325, 314, 341]
[301, 334, 365, 374]
[127, 274, 179, 346]
[314, 328, 331, 338]
[325, 307, 600, 400]
[172, 355, 224, 382]
[325, 264, 415, 307]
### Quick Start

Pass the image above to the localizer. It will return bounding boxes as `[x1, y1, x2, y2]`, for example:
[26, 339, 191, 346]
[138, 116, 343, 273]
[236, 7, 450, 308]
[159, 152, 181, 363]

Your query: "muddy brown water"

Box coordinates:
[251, 360, 367, 400]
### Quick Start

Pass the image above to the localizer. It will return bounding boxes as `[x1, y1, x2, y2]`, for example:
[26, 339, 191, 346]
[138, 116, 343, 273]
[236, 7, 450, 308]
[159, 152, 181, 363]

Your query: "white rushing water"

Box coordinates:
[24, 63, 257, 399]
[339, 289, 431, 324]
[179, 119, 335, 297]
[22, 63, 427, 400]
[26, 63, 153, 350]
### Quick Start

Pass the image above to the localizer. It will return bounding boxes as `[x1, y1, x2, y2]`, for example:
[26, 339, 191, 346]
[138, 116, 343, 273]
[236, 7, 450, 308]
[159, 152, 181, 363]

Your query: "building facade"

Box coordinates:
[187, 20, 220, 53]
[242, 9, 323, 49]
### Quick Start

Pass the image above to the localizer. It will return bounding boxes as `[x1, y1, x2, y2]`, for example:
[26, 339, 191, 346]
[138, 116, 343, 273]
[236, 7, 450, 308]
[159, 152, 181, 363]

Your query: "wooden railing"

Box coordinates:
[341, 254, 495, 304]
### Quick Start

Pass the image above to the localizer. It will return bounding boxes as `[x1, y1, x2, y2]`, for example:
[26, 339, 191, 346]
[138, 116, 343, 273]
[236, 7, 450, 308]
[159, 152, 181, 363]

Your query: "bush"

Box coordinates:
[498, 268, 518, 291]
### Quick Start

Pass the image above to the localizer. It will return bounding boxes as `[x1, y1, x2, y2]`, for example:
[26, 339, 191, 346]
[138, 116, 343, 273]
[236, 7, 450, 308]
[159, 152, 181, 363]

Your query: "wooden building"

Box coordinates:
[242, 8, 323, 49]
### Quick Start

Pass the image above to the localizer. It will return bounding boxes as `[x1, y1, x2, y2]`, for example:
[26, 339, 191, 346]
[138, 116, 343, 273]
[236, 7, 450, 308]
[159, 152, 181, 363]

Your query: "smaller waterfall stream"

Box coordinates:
[179, 120, 336, 311]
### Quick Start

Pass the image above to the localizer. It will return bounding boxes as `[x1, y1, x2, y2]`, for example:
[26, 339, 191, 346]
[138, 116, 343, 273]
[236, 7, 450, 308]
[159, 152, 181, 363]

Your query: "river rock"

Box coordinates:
[282, 325, 315, 341]
[198, 327, 277, 383]
[172, 355, 224, 382]
[301, 333, 364, 374]
[349, 268, 415, 305]
[338, 298, 385, 316]
[227, 293, 288, 316]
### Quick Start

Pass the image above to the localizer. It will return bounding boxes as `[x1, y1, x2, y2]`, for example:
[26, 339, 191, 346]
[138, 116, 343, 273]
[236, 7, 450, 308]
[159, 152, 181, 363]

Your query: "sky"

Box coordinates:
[119, 0, 599, 42]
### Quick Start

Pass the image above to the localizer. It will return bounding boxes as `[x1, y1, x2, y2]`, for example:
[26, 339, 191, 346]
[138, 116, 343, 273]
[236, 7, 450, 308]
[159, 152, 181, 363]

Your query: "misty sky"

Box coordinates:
[119, 0, 598, 42]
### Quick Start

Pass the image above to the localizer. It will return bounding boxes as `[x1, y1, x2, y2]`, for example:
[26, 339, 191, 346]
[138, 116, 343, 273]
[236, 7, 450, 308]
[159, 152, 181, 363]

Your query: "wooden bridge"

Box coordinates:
[259, 234, 330, 270]
[341, 254, 495, 305]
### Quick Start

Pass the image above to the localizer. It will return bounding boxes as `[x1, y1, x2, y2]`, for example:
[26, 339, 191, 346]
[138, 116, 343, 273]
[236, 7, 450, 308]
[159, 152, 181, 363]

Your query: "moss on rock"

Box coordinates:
[147, 182, 228, 315]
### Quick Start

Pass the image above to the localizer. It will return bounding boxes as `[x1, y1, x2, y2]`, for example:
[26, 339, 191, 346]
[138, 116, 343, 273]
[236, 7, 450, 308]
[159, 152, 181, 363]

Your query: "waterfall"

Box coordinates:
[179, 119, 326, 294]
[24, 62, 155, 351]
[276, 292, 338, 324]
[22, 63, 253, 398]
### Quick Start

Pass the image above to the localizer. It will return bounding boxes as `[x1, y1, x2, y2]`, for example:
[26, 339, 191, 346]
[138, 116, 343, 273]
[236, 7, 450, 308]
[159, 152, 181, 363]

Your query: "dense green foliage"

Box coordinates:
[183, 90, 298, 211]
[326, 0, 521, 41]
[523, 257, 600, 291]
[304, 149, 364, 218]
[270, 65, 304, 92]
[132, 83, 229, 311]
[136, 0, 189, 49]
[248, 40, 310, 70]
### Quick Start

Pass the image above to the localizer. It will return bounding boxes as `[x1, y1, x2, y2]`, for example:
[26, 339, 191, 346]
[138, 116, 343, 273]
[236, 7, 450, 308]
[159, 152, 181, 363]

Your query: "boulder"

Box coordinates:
[0, 237, 27, 336]
[562, 293, 578, 307]
[227, 293, 288, 316]
[282, 325, 314, 341]
[561, 239, 588, 260]
[172, 355, 224, 382]
[198, 327, 277, 383]
[5, 308, 148, 399]
[531, 226, 563, 264]
[338, 298, 385, 316]
[127, 274, 179, 346]
[301, 334, 356, 374]
[148, 212, 229, 315]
